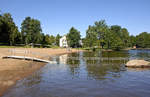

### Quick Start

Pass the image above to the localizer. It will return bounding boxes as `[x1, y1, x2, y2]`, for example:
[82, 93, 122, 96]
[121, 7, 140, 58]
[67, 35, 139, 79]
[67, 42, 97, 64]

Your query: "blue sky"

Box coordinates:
[0, 0, 150, 37]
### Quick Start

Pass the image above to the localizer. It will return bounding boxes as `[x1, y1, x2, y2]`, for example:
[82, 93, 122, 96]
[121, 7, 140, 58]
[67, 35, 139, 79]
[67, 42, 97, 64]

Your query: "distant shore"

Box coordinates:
[93, 48, 150, 51]
[0, 48, 83, 96]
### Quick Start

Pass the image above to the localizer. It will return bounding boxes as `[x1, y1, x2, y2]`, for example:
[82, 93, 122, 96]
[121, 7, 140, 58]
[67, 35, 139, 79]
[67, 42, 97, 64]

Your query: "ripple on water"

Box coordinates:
[3, 50, 150, 97]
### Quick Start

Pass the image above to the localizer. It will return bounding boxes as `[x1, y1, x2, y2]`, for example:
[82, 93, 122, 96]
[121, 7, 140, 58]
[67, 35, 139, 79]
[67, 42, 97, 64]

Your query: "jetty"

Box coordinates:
[3, 56, 57, 64]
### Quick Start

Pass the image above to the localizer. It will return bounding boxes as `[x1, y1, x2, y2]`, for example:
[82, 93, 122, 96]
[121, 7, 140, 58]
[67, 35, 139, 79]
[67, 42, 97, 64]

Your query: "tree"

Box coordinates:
[94, 20, 108, 48]
[110, 25, 122, 36]
[121, 28, 130, 47]
[83, 20, 135, 50]
[56, 34, 61, 46]
[44, 34, 51, 45]
[84, 20, 109, 49]
[49, 35, 55, 45]
[14, 32, 22, 44]
[67, 27, 81, 48]
[21, 17, 31, 44]
[84, 26, 98, 47]
[104, 29, 113, 49]
[0, 13, 19, 45]
[21, 17, 42, 44]
[136, 32, 150, 48]
[110, 34, 124, 50]
[109, 25, 125, 50]
[30, 19, 42, 44]
[130, 35, 136, 47]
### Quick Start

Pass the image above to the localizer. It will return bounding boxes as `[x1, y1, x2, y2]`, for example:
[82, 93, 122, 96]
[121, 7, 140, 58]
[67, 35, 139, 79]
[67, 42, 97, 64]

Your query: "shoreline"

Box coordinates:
[0, 48, 83, 97]
[98, 48, 150, 52]
[0, 61, 45, 97]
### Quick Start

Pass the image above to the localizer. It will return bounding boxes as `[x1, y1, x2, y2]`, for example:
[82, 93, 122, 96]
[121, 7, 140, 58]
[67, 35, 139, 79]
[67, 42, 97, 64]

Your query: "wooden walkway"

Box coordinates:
[3, 56, 57, 64]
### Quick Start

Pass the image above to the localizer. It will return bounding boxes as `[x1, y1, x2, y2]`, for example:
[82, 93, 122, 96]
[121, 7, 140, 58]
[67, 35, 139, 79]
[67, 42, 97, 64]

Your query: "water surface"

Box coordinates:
[3, 50, 150, 97]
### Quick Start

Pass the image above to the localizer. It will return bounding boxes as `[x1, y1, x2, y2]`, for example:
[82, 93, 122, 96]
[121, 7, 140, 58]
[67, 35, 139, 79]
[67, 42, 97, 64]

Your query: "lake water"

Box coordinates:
[3, 50, 150, 97]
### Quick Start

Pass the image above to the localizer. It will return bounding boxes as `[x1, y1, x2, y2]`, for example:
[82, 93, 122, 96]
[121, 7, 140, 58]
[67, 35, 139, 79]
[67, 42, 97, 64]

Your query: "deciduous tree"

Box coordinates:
[21, 17, 42, 44]
[67, 27, 81, 48]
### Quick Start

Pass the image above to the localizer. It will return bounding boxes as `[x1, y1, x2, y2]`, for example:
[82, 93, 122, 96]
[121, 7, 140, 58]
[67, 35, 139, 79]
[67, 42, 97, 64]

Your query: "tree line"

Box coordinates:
[82, 20, 150, 50]
[0, 12, 61, 47]
[0, 11, 150, 50]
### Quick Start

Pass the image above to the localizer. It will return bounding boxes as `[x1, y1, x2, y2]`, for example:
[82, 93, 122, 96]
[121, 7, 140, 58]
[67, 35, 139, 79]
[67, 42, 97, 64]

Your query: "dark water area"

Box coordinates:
[3, 50, 150, 97]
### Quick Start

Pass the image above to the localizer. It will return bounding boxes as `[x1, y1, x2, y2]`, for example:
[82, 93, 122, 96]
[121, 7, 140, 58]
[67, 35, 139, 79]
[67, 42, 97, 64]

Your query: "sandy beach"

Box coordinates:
[0, 48, 82, 96]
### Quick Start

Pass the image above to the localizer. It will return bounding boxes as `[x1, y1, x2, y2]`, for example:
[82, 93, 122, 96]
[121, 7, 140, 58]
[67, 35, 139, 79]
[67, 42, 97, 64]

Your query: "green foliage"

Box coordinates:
[84, 20, 109, 48]
[130, 35, 136, 47]
[56, 34, 61, 46]
[67, 27, 81, 48]
[0, 13, 19, 45]
[83, 26, 98, 47]
[121, 28, 130, 47]
[44, 34, 51, 45]
[111, 35, 124, 51]
[49, 35, 55, 45]
[83, 20, 131, 50]
[0, 11, 150, 50]
[21, 17, 42, 44]
[14, 32, 22, 44]
[94, 20, 108, 41]
[41, 34, 56, 47]
[109, 25, 125, 50]
[136, 32, 150, 48]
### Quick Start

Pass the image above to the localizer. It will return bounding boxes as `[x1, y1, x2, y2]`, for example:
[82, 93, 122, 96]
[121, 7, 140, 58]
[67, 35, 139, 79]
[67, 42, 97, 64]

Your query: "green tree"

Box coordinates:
[136, 32, 150, 48]
[84, 20, 109, 48]
[30, 19, 42, 44]
[110, 25, 122, 37]
[104, 29, 113, 49]
[130, 35, 136, 47]
[109, 25, 124, 50]
[84, 26, 98, 47]
[67, 27, 81, 48]
[40, 33, 45, 44]
[111, 34, 124, 50]
[121, 28, 130, 47]
[21, 17, 42, 44]
[44, 34, 51, 45]
[21, 17, 31, 44]
[94, 20, 108, 48]
[49, 35, 55, 45]
[56, 34, 61, 46]
[41, 34, 56, 46]
[14, 32, 22, 44]
[0, 13, 19, 45]
[84, 20, 132, 50]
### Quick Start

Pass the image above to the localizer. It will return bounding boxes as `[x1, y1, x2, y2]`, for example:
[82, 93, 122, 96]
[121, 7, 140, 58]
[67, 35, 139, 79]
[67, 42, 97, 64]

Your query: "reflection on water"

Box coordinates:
[3, 50, 150, 97]
[59, 54, 68, 64]
[129, 50, 150, 61]
[23, 71, 42, 87]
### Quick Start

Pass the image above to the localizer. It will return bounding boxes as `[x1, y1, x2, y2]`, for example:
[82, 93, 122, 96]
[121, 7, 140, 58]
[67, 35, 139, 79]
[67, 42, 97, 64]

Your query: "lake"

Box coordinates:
[3, 50, 150, 97]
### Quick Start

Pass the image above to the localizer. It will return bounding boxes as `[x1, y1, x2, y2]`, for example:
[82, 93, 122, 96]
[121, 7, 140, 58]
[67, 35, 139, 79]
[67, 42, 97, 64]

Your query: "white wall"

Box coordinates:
[59, 35, 68, 47]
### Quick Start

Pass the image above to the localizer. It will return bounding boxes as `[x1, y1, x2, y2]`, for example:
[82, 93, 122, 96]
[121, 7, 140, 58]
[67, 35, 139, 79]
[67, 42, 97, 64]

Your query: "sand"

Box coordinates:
[0, 48, 82, 96]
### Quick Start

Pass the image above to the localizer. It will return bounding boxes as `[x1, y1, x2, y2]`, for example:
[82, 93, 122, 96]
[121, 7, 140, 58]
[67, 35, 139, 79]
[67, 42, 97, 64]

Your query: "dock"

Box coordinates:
[3, 56, 57, 64]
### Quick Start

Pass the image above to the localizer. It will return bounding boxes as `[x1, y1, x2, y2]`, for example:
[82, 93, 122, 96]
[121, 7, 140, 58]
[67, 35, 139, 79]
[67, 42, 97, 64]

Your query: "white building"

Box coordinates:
[59, 35, 68, 47]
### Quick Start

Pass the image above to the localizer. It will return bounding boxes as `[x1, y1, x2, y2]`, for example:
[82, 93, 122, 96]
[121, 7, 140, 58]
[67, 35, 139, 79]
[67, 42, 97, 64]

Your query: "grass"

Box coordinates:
[74, 47, 95, 51]
[50, 45, 61, 49]
[0, 45, 61, 49]
[0, 46, 28, 48]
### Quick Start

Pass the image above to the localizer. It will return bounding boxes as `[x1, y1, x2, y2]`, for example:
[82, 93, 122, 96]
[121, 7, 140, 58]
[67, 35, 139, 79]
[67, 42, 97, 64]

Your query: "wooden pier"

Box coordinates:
[3, 56, 57, 64]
